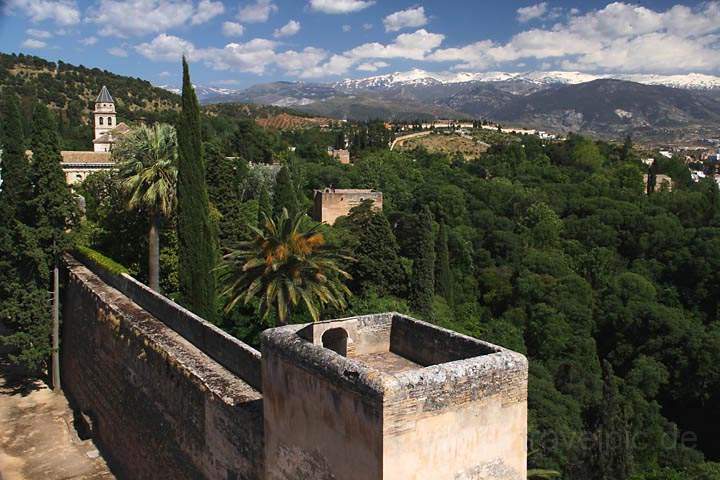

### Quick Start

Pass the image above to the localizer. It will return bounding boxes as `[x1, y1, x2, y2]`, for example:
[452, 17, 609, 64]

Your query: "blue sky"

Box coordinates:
[1, 0, 718, 88]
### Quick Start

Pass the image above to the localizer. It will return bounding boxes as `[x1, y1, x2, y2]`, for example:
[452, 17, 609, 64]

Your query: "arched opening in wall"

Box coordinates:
[108, 117, 112, 126]
[322, 328, 348, 357]
[99, 117, 103, 125]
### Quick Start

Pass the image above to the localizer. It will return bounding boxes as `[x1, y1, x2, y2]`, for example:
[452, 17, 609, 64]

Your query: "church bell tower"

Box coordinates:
[94, 86, 116, 148]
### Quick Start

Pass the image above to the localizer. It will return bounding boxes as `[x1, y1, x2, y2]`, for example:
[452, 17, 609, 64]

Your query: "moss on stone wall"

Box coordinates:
[74, 245, 128, 276]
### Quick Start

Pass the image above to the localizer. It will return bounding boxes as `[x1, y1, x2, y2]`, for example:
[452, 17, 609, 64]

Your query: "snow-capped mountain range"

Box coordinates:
[157, 84, 240, 97]
[162, 69, 720, 142]
[162, 70, 720, 104]
[332, 69, 720, 91]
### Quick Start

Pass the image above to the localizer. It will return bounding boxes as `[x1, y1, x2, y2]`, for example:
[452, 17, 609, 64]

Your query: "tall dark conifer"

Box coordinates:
[410, 206, 435, 317]
[343, 200, 405, 296]
[646, 160, 658, 195]
[177, 58, 217, 321]
[0, 103, 76, 371]
[595, 361, 631, 480]
[258, 182, 272, 220]
[273, 165, 298, 218]
[435, 219, 453, 305]
[205, 141, 249, 248]
[27, 104, 77, 259]
[0, 94, 30, 222]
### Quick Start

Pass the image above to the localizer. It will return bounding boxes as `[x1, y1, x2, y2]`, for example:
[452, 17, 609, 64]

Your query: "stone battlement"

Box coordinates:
[263, 314, 527, 480]
[61, 254, 527, 480]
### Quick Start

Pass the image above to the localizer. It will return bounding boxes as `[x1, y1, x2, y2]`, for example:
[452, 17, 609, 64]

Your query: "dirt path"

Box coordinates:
[0, 358, 115, 480]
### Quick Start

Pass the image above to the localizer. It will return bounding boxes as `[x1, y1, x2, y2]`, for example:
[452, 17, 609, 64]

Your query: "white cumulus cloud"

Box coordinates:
[356, 61, 389, 72]
[135, 33, 197, 61]
[191, 0, 224, 24]
[308, 0, 374, 14]
[222, 21, 245, 37]
[202, 39, 279, 73]
[383, 6, 427, 32]
[80, 36, 98, 46]
[21, 38, 47, 48]
[26, 28, 52, 38]
[275, 47, 328, 76]
[298, 28, 445, 78]
[347, 29, 444, 61]
[428, 2, 720, 75]
[516, 2, 548, 23]
[108, 46, 129, 57]
[237, 0, 277, 23]
[274, 19, 300, 38]
[87, 0, 195, 37]
[5, 0, 80, 26]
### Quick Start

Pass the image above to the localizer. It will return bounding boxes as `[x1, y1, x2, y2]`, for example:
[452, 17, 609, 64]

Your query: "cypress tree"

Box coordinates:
[410, 206, 435, 317]
[646, 160, 658, 195]
[0, 93, 30, 222]
[205, 141, 249, 248]
[344, 200, 405, 296]
[0, 103, 76, 371]
[177, 58, 218, 321]
[595, 361, 631, 480]
[27, 104, 77, 259]
[273, 165, 298, 218]
[258, 181, 272, 220]
[435, 220, 453, 305]
[621, 134, 633, 161]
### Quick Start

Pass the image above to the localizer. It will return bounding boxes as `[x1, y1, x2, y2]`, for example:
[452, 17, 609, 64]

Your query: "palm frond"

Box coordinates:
[218, 208, 355, 324]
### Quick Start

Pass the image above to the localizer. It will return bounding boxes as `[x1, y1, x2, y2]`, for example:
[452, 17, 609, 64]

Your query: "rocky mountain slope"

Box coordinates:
[491, 79, 720, 140]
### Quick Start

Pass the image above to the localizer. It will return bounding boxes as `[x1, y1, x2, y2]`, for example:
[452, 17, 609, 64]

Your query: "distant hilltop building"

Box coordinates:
[60, 86, 129, 185]
[313, 187, 382, 225]
[327, 146, 350, 164]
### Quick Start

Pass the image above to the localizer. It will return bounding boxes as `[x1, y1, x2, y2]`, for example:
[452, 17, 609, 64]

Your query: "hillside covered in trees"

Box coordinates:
[0, 52, 314, 150]
[68, 108, 720, 479]
[1, 54, 720, 480]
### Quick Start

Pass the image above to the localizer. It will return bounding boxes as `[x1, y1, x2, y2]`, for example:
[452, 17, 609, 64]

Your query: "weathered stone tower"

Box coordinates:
[312, 187, 383, 225]
[93, 86, 116, 152]
[262, 313, 528, 480]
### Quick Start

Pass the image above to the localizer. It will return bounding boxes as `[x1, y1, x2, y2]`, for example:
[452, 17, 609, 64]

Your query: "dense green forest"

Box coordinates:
[72, 112, 720, 478]
[1, 55, 720, 479]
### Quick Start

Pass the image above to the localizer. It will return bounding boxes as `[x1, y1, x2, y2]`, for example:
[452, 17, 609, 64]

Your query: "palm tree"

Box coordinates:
[218, 209, 352, 325]
[114, 124, 178, 291]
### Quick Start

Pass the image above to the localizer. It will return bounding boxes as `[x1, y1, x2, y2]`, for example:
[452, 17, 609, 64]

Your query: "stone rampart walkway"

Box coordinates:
[0, 358, 114, 480]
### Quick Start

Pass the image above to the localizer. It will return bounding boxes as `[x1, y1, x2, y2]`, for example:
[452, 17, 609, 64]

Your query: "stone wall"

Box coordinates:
[61, 255, 264, 480]
[382, 353, 528, 480]
[312, 189, 383, 225]
[60, 255, 528, 480]
[262, 325, 385, 480]
[390, 314, 497, 366]
[73, 249, 262, 391]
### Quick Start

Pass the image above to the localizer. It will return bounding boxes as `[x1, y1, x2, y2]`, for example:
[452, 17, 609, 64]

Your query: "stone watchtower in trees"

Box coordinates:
[262, 313, 529, 480]
[93, 86, 117, 152]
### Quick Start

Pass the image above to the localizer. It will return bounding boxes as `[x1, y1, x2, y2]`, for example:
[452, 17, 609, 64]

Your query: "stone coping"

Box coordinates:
[64, 255, 262, 404]
[66, 253, 263, 391]
[261, 313, 527, 400]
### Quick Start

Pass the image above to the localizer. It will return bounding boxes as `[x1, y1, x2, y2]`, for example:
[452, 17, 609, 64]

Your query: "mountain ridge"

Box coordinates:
[181, 69, 720, 101]
[180, 70, 720, 141]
